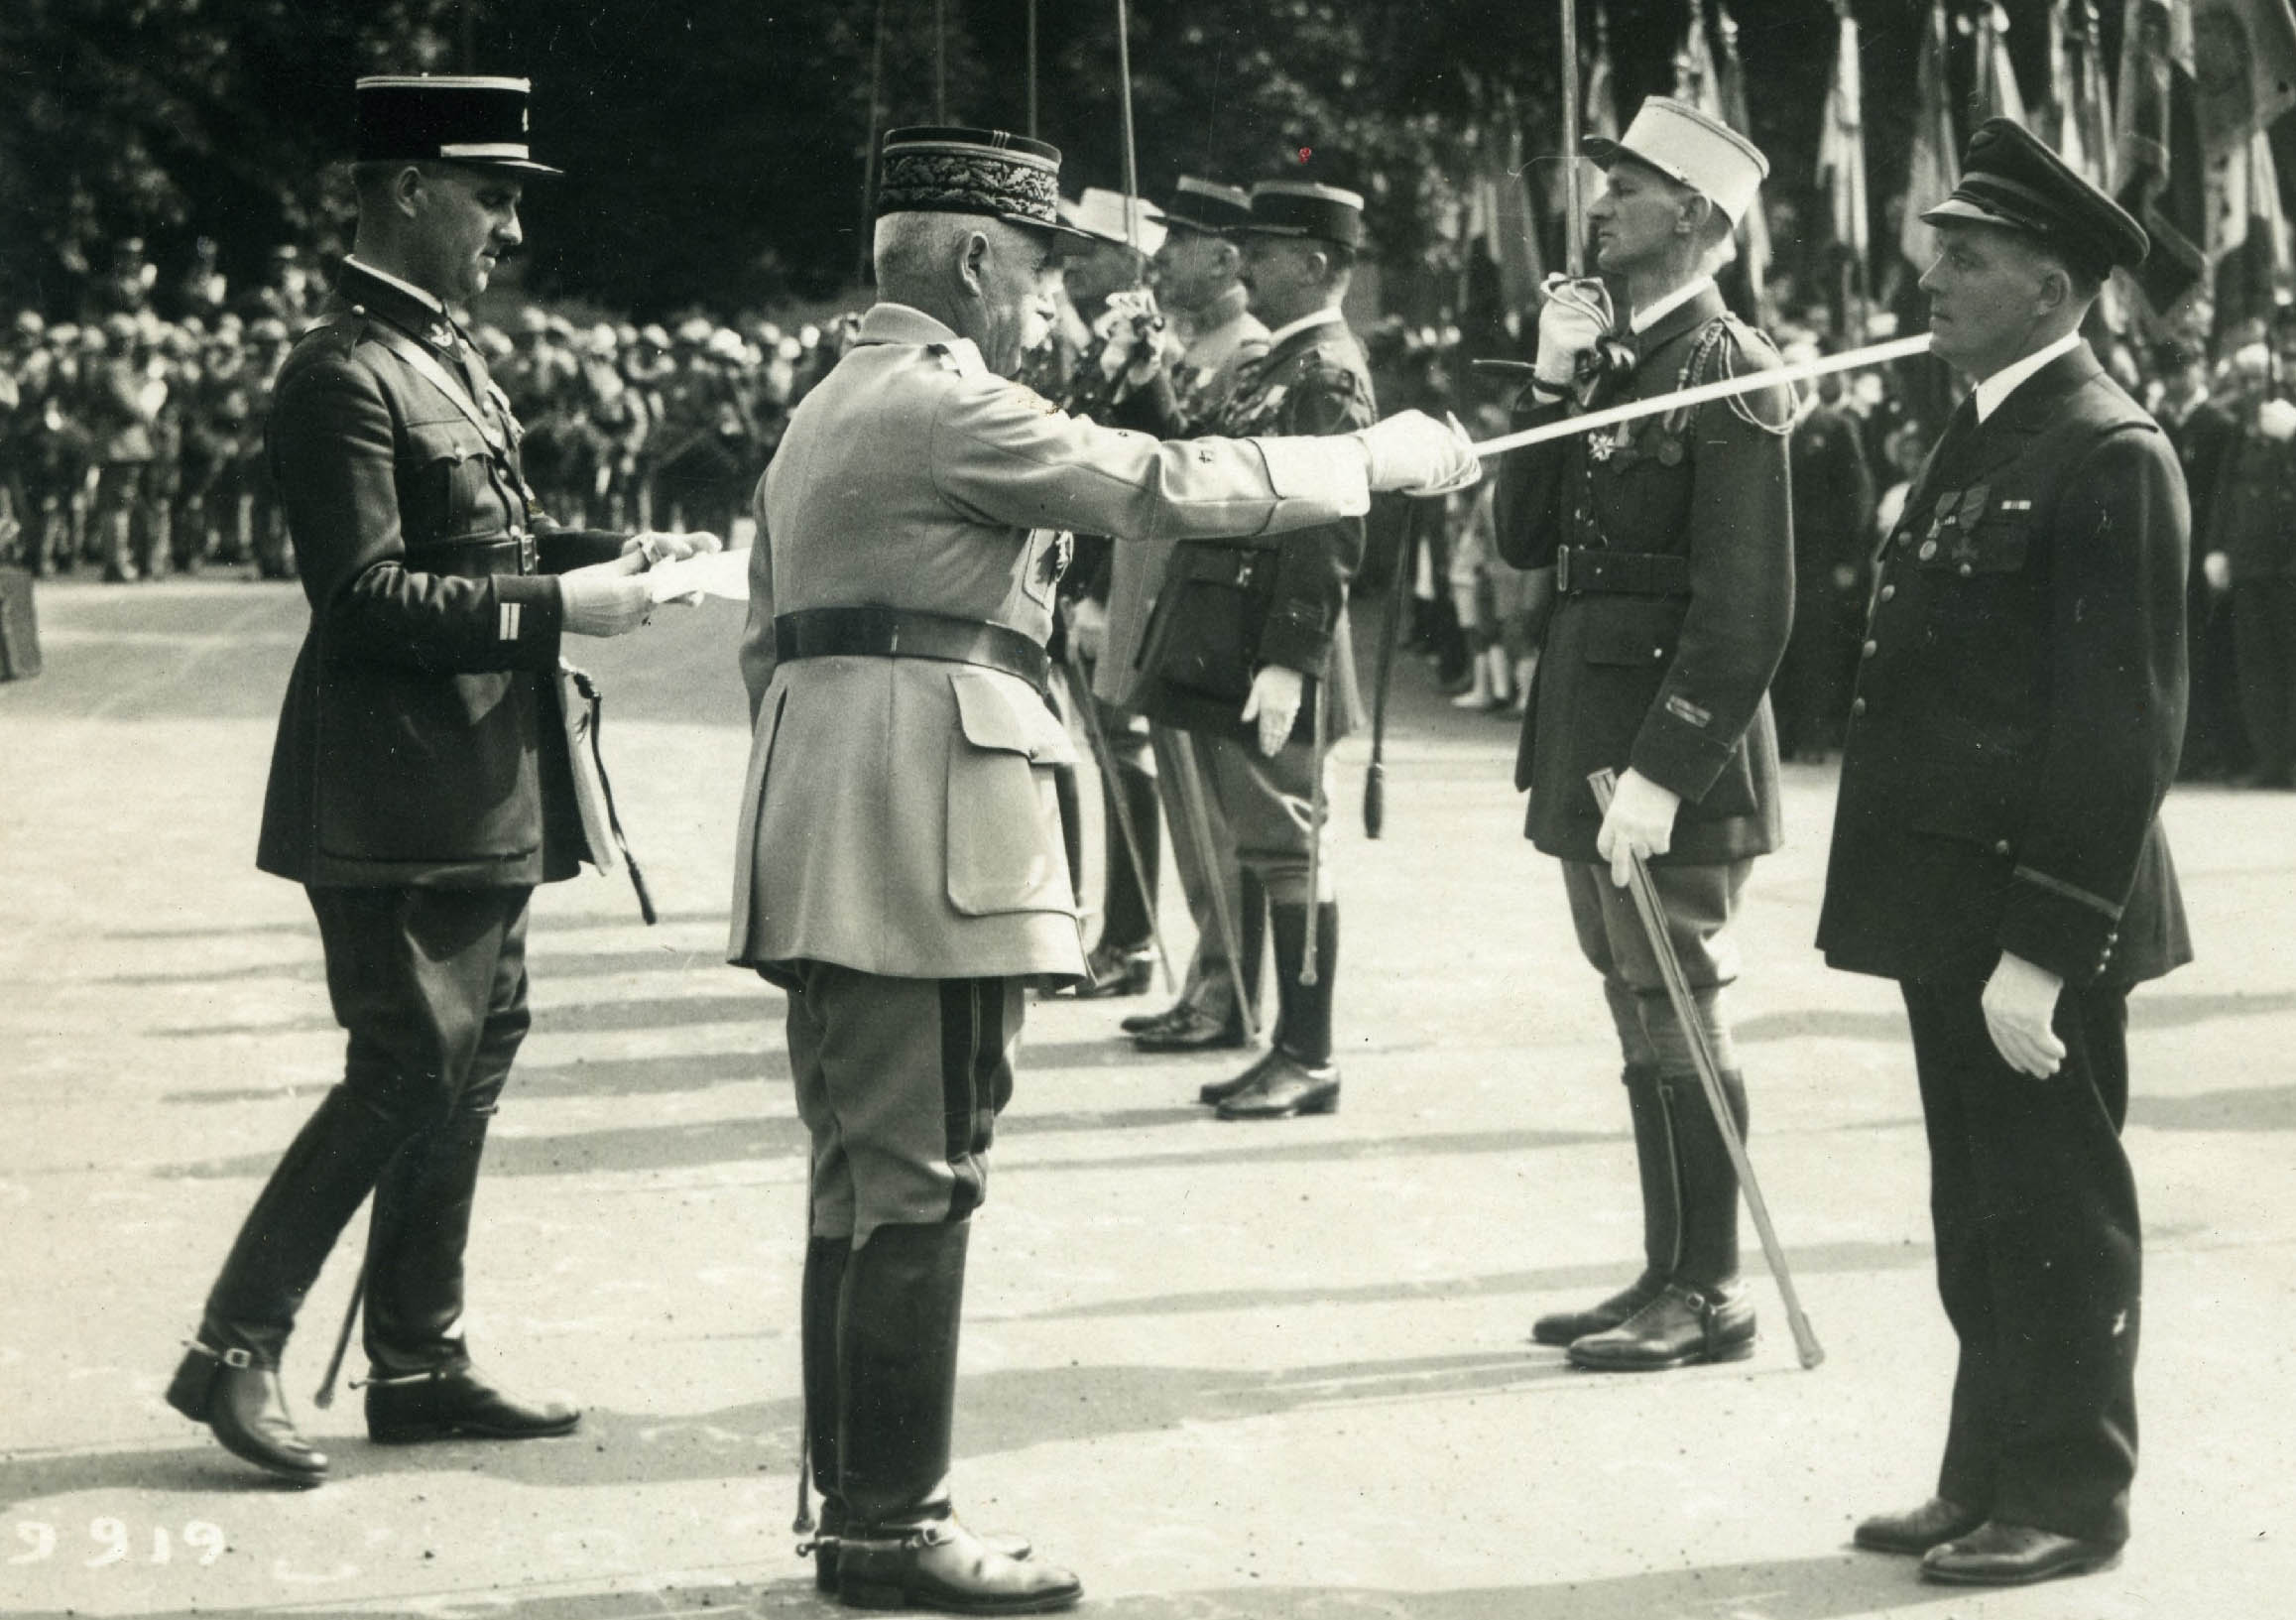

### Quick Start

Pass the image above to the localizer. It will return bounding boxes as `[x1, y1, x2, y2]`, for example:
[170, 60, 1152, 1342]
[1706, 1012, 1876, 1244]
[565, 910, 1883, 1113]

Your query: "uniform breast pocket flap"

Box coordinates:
[946, 672, 1076, 917]
[402, 418, 499, 539]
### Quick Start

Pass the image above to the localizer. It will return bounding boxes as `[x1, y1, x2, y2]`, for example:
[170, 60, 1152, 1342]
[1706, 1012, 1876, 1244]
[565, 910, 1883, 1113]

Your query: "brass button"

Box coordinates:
[1861, 639, 1877, 659]
[1918, 539, 1939, 561]
[1651, 647, 1664, 660]
[1851, 696, 1867, 717]
[1959, 562, 1974, 577]
[1994, 840, 2010, 856]
[1880, 584, 1895, 602]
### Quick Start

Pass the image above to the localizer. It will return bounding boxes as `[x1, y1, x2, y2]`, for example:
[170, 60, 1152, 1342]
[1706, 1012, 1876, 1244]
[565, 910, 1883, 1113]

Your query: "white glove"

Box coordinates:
[624, 530, 725, 565]
[2260, 397, 2296, 440]
[1982, 949, 2067, 1077]
[1094, 289, 1165, 386]
[1357, 410, 1483, 495]
[2204, 550, 2232, 592]
[1065, 595, 1108, 664]
[558, 551, 656, 637]
[1535, 275, 1613, 390]
[1239, 665, 1304, 757]
[1594, 767, 1682, 889]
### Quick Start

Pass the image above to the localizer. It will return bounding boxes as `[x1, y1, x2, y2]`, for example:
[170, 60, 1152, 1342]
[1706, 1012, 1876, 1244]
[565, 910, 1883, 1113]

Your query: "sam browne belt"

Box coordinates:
[773, 606, 1050, 696]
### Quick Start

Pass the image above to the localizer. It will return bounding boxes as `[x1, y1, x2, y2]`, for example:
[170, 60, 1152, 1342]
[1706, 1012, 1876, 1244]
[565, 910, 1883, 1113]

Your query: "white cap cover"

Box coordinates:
[1584, 96, 1767, 226]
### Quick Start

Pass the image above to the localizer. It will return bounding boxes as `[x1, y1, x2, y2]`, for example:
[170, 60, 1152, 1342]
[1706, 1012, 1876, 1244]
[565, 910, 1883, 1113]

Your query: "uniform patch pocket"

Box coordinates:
[946, 672, 1076, 917]
[401, 418, 501, 541]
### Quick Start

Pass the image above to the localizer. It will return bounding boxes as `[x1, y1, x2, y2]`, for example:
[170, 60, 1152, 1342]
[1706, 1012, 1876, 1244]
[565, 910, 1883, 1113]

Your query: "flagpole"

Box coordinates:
[1562, 0, 1583, 277]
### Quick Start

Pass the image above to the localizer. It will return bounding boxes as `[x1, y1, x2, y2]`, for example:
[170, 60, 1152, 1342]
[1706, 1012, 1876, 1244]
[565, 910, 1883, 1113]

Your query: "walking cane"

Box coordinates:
[1064, 640, 1177, 994]
[1166, 735, 1260, 1044]
[312, 1252, 369, 1409]
[1587, 768, 1824, 1370]
[1365, 496, 1438, 838]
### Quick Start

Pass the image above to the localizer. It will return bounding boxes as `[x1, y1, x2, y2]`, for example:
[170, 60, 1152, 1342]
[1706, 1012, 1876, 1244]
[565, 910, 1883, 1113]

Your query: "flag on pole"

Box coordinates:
[1899, 1, 1961, 275]
[2212, 124, 2294, 329]
[1587, 2, 1620, 142]
[1714, 3, 1772, 324]
[2193, 0, 2296, 154]
[2116, 0, 2209, 308]
[1817, 0, 1869, 337]
[1974, 4, 2029, 124]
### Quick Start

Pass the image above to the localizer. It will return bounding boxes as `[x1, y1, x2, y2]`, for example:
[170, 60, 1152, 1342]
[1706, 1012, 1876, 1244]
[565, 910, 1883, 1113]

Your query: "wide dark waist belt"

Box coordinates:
[1555, 545, 1691, 597]
[774, 606, 1049, 695]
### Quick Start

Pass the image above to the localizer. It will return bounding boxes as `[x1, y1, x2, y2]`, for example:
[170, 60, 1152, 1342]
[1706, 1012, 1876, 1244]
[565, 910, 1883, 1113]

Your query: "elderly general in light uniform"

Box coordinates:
[727, 126, 1474, 1615]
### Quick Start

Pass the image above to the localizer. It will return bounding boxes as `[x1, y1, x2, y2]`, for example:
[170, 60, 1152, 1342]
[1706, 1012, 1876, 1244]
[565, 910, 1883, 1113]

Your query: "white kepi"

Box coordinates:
[1583, 95, 1768, 226]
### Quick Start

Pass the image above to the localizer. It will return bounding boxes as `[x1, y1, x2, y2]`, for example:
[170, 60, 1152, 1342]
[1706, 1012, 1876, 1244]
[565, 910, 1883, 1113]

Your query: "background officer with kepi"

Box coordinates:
[1819, 119, 2190, 1588]
[729, 125, 1476, 1615]
[1495, 97, 1794, 1372]
[164, 73, 717, 1486]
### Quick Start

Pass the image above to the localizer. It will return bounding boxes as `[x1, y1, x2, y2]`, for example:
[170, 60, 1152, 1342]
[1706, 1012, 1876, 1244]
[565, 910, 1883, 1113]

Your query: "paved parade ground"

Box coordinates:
[3, 576, 2293, 1620]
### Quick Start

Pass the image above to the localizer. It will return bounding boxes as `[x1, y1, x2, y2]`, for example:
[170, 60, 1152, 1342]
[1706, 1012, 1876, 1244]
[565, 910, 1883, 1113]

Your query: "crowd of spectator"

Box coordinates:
[5, 235, 2286, 790]
[0, 237, 854, 584]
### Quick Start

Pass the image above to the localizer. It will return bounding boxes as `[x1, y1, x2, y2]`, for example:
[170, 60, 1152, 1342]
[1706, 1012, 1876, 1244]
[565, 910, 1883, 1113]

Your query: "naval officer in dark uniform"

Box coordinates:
[1495, 98, 1794, 1371]
[1823, 122, 2190, 1588]
[164, 74, 717, 1485]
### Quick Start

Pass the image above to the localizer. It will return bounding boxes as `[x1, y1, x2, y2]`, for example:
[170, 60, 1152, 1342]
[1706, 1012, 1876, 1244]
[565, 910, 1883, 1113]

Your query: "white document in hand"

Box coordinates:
[645, 546, 754, 603]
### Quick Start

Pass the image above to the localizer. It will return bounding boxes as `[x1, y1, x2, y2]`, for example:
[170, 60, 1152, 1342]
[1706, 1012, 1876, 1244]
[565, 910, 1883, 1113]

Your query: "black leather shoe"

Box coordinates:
[835, 1515, 1080, 1614]
[1120, 1003, 1189, 1036]
[1854, 1497, 1987, 1556]
[1133, 1005, 1248, 1054]
[1919, 1521, 2122, 1585]
[1530, 1270, 1668, 1347]
[1566, 1281, 1756, 1370]
[1071, 942, 1154, 1000]
[1215, 1053, 1339, 1120]
[165, 1342, 328, 1485]
[811, 1503, 1033, 1597]
[364, 1365, 580, 1442]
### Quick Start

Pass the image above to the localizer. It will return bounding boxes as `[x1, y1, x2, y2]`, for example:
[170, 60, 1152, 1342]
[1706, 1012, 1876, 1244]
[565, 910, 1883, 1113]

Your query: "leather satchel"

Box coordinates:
[1130, 542, 1312, 745]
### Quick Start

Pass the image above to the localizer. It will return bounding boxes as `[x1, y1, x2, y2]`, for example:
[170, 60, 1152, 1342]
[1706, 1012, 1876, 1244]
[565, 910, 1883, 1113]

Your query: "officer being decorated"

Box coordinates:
[164, 73, 717, 1485]
[1495, 97, 1794, 1370]
[1821, 120, 2189, 1588]
[729, 127, 1475, 1614]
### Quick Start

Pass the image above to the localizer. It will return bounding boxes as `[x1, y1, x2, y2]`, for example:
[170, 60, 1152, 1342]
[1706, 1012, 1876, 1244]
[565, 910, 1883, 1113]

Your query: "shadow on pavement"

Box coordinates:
[6, 1554, 1973, 1620]
[2, 1354, 1583, 1519]
[148, 1118, 1622, 1183]
[2132, 1082, 2296, 1131]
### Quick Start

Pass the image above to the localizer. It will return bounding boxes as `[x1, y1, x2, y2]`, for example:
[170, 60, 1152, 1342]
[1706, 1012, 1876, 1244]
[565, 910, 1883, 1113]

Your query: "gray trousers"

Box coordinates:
[1561, 857, 1751, 1073]
[785, 962, 1025, 1246]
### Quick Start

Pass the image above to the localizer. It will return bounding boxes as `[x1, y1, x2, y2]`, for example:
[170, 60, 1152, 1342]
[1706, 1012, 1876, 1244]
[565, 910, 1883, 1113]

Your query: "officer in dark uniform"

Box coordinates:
[1134, 181, 1379, 1121]
[163, 74, 716, 1486]
[1820, 121, 2189, 1587]
[1496, 98, 1793, 1371]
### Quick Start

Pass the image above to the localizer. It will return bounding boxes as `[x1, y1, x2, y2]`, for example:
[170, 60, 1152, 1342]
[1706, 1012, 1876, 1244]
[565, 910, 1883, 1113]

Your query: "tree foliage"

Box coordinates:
[2, 0, 2048, 319]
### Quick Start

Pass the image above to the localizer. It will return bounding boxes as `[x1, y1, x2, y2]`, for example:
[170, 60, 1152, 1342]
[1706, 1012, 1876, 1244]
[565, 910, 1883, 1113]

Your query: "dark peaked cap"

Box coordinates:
[1922, 118, 2147, 279]
[356, 75, 559, 177]
[1164, 177, 1253, 233]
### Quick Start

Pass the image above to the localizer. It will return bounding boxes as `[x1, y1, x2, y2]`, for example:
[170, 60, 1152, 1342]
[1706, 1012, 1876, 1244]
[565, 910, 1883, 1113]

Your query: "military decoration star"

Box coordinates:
[1588, 429, 1618, 462]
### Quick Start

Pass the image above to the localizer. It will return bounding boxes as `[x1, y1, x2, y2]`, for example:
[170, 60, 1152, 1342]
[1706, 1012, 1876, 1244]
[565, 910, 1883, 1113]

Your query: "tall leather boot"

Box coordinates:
[1076, 759, 1161, 998]
[168, 1084, 414, 1481]
[1216, 902, 1340, 1120]
[1571, 1071, 1757, 1370]
[802, 1236, 853, 1593]
[360, 1109, 579, 1442]
[1532, 1065, 1675, 1345]
[833, 1222, 1080, 1614]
